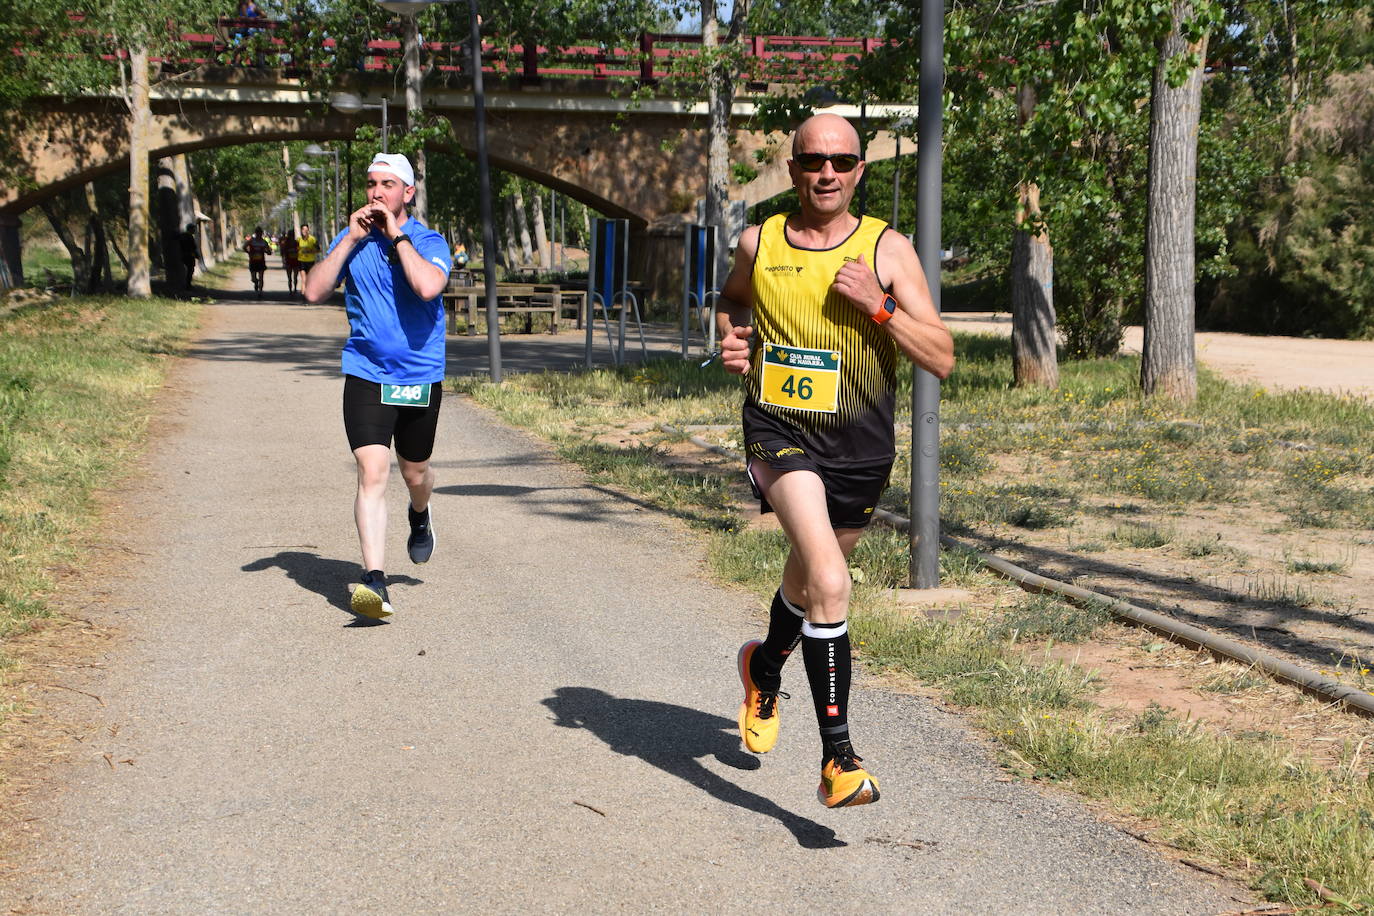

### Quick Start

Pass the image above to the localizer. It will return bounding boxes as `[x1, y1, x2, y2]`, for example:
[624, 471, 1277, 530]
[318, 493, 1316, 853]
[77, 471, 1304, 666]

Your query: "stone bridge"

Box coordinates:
[5, 37, 914, 294]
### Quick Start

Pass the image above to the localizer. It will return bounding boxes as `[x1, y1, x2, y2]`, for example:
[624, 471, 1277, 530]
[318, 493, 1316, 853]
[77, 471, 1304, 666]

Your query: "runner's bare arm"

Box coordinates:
[302, 239, 356, 303]
[715, 225, 760, 376]
[832, 230, 955, 379]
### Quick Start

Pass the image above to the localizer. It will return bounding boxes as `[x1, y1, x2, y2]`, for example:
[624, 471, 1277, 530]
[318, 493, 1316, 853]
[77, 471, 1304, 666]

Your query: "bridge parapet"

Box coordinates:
[71, 21, 890, 89]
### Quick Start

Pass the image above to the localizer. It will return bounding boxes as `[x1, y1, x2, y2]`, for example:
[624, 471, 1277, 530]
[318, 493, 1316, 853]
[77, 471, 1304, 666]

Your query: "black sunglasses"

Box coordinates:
[793, 152, 862, 173]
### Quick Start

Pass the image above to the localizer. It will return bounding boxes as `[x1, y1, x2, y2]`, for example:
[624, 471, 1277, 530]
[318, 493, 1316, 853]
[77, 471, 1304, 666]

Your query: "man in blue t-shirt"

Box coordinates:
[304, 152, 452, 620]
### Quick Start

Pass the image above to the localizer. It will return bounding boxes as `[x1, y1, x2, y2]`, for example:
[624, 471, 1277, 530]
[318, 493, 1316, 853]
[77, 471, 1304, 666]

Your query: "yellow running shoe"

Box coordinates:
[737, 640, 787, 753]
[818, 743, 880, 808]
[349, 572, 393, 620]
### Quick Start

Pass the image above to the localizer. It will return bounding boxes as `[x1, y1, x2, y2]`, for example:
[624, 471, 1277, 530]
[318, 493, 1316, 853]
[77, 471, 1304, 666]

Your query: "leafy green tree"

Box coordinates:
[3, 0, 223, 294]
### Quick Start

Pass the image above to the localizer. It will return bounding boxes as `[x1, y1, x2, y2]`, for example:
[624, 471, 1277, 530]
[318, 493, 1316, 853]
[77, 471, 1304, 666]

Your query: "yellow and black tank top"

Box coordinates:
[743, 213, 898, 466]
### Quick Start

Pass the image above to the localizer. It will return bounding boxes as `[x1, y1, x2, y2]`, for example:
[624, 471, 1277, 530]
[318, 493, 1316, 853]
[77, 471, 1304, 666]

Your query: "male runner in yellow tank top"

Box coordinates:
[717, 113, 955, 808]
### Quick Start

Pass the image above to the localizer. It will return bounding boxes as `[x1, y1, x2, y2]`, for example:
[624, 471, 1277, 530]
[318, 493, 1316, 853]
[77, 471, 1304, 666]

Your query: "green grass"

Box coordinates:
[916, 334, 1374, 531]
[0, 296, 200, 658]
[986, 594, 1114, 644]
[452, 340, 1374, 909]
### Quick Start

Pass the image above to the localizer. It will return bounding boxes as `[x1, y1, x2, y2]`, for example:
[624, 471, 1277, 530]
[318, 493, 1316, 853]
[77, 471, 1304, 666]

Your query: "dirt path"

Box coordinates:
[2, 277, 1244, 912]
[944, 312, 1374, 399]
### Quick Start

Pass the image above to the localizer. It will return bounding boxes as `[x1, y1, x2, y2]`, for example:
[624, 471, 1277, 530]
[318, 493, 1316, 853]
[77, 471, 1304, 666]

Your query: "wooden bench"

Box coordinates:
[443, 283, 561, 335]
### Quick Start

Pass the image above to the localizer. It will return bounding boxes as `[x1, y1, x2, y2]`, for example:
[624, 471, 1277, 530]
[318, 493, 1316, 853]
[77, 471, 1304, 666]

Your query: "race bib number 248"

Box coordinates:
[380, 383, 432, 407]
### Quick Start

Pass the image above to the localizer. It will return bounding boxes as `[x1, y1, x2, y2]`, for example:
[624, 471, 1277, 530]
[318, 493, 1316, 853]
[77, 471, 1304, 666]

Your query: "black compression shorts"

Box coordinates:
[342, 374, 443, 461]
[746, 438, 892, 530]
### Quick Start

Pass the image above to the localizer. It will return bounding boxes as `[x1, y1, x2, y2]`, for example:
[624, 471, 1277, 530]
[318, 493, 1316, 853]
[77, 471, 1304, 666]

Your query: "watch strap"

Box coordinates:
[872, 294, 897, 325]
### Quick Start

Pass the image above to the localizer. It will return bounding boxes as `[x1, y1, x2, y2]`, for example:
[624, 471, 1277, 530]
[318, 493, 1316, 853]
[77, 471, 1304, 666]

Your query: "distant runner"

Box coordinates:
[243, 227, 271, 297]
[302, 153, 451, 620]
[279, 229, 300, 297]
[297, 224, 319, 281]
[716, 114, 955, 808]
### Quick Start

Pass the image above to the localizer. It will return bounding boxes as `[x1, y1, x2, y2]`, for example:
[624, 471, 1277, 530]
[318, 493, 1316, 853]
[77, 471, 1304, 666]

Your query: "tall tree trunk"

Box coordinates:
[156, 157, 186, 291]
[702, 1, 730, 284]
[215, 192, 229, 260]
[1141, 2, 1207, 402]
[40, 197, 92, 292]
[84, 183, 112, 292]
[530, 188, 550, 268]
[173, 154, 195, 232]
[511, 182, 534, 266]
[501, 196, 518, 269]
[173, 154, 206, 270]
[1011, 184, 1058, 387]
[403, 14, 427, 223]
[127, 48, 152, 297]
[1010, 84, 1058, 388]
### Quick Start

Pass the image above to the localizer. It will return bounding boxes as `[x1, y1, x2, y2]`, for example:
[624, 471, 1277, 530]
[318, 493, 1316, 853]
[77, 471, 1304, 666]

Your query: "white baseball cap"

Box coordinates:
[367, 153, 415, 187]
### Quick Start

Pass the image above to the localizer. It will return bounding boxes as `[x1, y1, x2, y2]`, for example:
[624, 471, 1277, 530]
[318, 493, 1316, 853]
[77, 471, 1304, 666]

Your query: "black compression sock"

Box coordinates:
[749, 587, 806, 691]
[801, 618, 852, 747]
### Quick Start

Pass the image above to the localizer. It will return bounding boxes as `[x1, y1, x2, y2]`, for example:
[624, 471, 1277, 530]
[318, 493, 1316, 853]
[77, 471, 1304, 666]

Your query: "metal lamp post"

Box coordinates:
[295, 163, 332, 240]
[331, 92, 391, 153]
[304, 144, 342, 238]
[911, 0, 945, 589]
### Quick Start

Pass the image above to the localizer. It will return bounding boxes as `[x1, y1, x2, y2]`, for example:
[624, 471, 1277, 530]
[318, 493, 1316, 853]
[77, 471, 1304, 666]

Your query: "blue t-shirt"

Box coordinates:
[328, 218, 452, 385]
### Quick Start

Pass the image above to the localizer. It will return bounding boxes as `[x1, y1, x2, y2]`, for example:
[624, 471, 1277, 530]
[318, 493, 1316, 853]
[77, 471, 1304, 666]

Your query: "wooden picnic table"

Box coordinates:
[442, 282, 587, 336]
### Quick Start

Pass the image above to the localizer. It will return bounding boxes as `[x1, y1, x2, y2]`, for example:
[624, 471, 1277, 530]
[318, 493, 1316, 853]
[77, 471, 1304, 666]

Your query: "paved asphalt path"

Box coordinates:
[9, 278, 1243, 914]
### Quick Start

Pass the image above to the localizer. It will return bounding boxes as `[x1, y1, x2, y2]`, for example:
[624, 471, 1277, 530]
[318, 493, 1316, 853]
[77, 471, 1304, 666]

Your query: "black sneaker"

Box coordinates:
[350, 569, 393, 619]
[407, 504, 435, 564]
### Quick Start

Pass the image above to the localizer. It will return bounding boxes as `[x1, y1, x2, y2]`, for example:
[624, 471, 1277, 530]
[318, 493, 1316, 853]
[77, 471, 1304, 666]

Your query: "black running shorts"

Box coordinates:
[746, 438, 892, 530]
[342, 374, 443, 461]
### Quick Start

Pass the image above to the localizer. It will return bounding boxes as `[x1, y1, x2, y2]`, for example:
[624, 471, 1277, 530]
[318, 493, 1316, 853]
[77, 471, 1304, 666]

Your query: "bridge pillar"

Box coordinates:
[0, 213, 22, 289]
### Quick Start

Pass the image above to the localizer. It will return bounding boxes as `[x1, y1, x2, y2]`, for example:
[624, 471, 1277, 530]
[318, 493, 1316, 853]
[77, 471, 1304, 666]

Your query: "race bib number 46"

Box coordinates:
[759, 343, 840, 414]
[380, 383, 432, 407]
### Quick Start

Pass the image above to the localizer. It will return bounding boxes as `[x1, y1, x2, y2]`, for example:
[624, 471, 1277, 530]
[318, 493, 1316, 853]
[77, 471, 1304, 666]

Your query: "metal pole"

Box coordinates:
[470, 0, 501, 382]
[911, 0, 944, 588]
[858, 100, 868, 215]
[381, 97, 389, 154]
[333, 150, 341, 239]
[891, 136, 901, 229]
[346, 140, 353, 212]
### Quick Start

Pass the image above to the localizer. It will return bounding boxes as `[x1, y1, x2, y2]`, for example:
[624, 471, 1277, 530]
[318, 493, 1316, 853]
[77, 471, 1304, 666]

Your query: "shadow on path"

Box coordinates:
[241, 550, 421, 628]
[542, 686, 843, 850]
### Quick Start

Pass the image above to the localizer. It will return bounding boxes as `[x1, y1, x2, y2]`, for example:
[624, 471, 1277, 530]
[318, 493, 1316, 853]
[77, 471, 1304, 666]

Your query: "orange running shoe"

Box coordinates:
[737, 640, 787, 753]
[818, 742, 880, 808]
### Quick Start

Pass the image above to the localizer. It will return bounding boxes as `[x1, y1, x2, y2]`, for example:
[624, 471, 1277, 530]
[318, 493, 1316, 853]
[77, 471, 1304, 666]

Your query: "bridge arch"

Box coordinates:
[7, 75, 914, 296]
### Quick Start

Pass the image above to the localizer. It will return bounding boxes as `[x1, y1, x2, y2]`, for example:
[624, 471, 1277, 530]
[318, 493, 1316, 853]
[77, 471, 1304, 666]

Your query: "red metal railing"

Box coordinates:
[86, 20, 890, 85]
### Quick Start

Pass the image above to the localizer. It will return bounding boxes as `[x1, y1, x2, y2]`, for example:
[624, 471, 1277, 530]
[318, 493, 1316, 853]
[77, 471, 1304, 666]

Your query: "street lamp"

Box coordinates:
[295, 163, 327, 225]
[331, 91, 390, 154]
[293, 170, 326, 243]
[304, 144, 342, 238]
